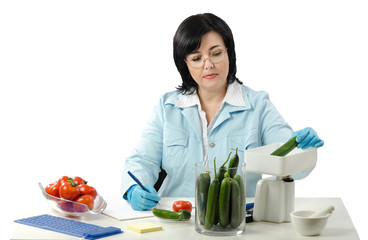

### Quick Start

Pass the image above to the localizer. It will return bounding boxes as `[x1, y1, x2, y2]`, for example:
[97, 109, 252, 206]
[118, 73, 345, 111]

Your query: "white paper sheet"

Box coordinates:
[102, 195, 153, 221]
[102, 196, 195, 221]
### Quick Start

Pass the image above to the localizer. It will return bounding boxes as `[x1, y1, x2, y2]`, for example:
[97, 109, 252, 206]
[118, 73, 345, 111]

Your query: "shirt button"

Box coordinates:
[210, 142, 215, 148]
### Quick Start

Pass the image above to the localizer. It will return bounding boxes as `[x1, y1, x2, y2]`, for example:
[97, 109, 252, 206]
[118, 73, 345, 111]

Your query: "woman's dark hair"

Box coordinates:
[173, 13, 242, 94]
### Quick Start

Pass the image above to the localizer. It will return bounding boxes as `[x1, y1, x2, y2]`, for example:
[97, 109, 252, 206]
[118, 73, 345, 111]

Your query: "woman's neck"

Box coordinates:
[197, 86, 227, 125]
[197, 85, 227, 104]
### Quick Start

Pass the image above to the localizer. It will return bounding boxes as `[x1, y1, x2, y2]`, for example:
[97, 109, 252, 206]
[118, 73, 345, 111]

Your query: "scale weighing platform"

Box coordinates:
[245, 143, 317, 223]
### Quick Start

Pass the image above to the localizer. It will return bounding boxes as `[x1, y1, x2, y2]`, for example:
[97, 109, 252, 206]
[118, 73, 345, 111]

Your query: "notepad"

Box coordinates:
[127, 222, 162, 233]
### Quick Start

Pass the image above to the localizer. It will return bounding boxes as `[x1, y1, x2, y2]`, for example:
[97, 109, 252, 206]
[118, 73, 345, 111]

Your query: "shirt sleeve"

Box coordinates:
[257, 91, 312, 180]
[258, 91, 293, 145]
[121, 97, 164, 197]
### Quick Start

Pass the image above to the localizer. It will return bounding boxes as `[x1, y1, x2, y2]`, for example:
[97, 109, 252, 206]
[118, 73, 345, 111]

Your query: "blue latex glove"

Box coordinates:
[292, 127, 324, 149]
[126, 184, 161, 211]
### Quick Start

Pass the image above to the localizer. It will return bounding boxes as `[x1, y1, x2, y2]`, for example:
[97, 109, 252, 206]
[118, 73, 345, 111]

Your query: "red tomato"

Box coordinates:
[57, 176, 70, 188]
[73, 195, 94, 212]
[78, 184, 97, 199]
[58, 200, 74, 212]
[59, 181, 80, 201]
[172, 200, 192, 213]
[45, 181, 60, 198]
[73, 176, 87, 185]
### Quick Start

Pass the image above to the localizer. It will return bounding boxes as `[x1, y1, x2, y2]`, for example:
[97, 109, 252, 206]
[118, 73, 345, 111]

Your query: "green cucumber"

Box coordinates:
[204, 157, 220, 230]
[218, 177, 231, 227]
[233, 174, 245, 228]
[196, 172, 210, 225]
[217, 152, 232, 183]
[228, 148, 239, 178]
[152, 208, 191, 221]
[230, 178, 241, 228]
[271, 136, 298, 156]
[204, 179, 220, 230]
[215, 153, 232, 225]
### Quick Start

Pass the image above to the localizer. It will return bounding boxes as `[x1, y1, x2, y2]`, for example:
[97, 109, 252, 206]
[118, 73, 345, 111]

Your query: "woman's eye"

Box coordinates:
[212, 51, 222, 57]
[192, 57, 201, 62]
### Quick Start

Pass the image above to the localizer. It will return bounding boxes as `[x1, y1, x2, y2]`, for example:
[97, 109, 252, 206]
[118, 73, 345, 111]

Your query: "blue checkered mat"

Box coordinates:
[14, 214, 123, 239]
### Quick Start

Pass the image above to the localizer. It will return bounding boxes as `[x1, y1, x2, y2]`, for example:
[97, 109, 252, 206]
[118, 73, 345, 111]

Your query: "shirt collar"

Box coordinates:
[175, 81, 246, 108]
[175, 91, 200, 108]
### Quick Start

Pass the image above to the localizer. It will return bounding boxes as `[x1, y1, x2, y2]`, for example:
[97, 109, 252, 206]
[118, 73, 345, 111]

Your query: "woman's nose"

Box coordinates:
[203, 57, 214, 70]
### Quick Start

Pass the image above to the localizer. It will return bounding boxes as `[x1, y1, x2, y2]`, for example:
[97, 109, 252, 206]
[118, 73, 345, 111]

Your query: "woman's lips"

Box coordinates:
[203, 74, 218, 79]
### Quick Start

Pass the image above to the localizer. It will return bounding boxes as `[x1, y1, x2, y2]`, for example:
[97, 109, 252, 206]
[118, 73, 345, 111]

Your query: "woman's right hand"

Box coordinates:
[128, 184, 161, 211]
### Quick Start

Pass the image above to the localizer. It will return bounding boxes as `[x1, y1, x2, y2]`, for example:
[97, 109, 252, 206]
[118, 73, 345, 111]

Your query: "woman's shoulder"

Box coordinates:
[159, 90, 182, 106]
[239, 83, 271, 103]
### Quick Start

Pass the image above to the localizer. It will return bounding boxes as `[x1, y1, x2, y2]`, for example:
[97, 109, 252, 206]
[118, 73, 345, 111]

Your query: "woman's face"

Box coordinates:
[185, 31, 229, 93]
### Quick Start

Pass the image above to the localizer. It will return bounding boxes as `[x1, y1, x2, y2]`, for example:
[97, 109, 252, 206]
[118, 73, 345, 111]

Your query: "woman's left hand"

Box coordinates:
[292, 127, 324, 149]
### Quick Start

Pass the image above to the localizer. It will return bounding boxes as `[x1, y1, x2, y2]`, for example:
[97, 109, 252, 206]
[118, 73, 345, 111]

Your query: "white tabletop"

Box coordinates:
[11, 197, 359, 240]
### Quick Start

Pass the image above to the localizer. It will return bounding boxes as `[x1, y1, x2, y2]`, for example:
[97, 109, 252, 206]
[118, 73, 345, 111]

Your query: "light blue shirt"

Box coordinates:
[175, 81, 248, 165]
[121, 82, 308, 198]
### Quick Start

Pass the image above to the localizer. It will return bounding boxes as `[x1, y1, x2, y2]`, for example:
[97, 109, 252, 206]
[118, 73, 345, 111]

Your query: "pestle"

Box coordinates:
[309, 205, 335, 218]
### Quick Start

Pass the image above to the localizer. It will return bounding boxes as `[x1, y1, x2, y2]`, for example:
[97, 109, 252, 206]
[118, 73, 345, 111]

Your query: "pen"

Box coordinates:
[127, 171, 159, 204]
[246, 202, 254, 210]
[246, 203, 254, 223]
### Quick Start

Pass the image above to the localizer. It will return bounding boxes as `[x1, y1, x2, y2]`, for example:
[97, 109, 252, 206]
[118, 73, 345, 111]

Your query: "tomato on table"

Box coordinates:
[73, 195, 95, 212]
[173, 200, 192, 213]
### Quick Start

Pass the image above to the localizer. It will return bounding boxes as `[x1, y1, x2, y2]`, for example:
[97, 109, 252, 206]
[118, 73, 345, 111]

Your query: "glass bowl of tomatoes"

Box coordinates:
[39, 176, 107, 217]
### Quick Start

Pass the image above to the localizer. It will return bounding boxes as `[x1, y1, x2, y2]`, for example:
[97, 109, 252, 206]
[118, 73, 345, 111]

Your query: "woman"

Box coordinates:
[121, 13, 324, 211]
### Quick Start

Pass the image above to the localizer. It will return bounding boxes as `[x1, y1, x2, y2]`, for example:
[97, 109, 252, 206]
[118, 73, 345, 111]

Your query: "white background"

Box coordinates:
[1, 0, 367, 239]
